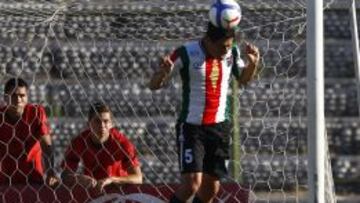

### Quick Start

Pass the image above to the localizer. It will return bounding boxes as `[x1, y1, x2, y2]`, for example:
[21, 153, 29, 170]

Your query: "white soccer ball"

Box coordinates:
[209, 0, 241, 29]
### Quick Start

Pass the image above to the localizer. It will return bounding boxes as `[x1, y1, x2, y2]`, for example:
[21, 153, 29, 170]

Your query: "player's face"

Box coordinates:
[89, 112, 113, 143]
[213, 36, 234, 58]
[4, 86, 28, 115]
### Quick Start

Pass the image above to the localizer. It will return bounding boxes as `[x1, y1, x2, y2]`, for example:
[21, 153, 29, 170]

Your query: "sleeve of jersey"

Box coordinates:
[117, 133, 140, 169]
[37, 105, 51, 136]
[61, 141, 81, 173]
[231, 45, 246, 79]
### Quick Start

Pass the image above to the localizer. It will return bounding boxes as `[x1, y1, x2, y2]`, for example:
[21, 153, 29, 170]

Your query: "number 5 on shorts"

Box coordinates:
[184, 149, 193, 164]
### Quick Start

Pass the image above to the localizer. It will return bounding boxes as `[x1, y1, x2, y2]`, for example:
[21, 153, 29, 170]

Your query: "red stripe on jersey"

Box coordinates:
[202, 58, 222, 124]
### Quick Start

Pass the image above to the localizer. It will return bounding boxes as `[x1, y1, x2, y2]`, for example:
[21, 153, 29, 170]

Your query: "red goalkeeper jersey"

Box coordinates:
[0, 104, 50, 184]
[62, 128, 139, 180]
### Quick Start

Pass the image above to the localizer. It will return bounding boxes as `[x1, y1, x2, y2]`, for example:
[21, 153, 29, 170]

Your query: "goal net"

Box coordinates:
[0, 0, 347, 202]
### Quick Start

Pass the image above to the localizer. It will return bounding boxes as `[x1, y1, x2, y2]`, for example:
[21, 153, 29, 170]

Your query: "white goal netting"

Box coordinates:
[1, 0, 356, 202]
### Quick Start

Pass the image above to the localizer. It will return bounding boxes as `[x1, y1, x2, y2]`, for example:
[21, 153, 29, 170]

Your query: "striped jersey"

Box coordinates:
[170, 40, 245, 125]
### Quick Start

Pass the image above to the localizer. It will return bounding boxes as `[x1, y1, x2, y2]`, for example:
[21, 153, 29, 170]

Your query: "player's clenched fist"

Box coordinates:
[245, 42, 260, 67]
[159, 55, 174, 75]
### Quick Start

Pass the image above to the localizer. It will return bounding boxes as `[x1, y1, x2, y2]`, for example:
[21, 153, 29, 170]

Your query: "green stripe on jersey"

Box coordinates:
[178, 46, 190, 123]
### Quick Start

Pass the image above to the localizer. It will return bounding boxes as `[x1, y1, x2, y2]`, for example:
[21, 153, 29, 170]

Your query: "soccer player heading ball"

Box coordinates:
[149, 0, 260, 203]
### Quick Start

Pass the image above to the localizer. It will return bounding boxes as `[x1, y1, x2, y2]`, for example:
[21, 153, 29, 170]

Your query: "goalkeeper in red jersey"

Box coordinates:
[61, 102, 142, 192]
[148, 1, 260, 203]
[0, 77, 59, 187]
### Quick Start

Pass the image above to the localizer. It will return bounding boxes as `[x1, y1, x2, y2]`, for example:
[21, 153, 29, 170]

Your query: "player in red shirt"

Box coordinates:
[0, 77, 59, 186]
[61, 102, 142, 191]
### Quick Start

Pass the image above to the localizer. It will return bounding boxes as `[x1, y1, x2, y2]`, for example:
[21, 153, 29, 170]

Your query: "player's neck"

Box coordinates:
[201, 37, 221, 59]
[90, 132, 110, 146]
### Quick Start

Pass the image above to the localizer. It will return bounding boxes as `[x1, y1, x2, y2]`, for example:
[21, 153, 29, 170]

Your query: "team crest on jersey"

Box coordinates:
[210, 60, 220, 90]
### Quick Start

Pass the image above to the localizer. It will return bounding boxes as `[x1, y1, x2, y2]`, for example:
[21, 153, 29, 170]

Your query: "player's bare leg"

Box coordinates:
[195, 174, 220, 203]
[170, 172, 202, 203]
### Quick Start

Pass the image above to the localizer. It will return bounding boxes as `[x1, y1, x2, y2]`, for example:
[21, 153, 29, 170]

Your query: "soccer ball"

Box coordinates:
[209, 0, 241, 29]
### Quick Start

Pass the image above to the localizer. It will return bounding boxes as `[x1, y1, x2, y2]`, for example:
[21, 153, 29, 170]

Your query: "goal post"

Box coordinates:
[350, 0, 360, 115]
[306, 0, 326, 202]
[307, 0, 340, 202]
[231, 79, 241, 182]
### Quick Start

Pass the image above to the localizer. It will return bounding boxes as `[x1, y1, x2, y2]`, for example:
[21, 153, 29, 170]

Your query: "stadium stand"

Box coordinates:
[0, 0, 359, 202]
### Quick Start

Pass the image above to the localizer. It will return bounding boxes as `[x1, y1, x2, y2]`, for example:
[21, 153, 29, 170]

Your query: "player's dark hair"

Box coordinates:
[88, 102, 112, 121]
[206, 22, 236, 42]
[4, 77, 29, 94]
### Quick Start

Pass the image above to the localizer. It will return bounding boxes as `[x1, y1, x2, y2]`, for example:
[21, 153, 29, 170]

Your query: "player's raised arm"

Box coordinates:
[148, 55, 175, 90]
[237, 42, 260, 86]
